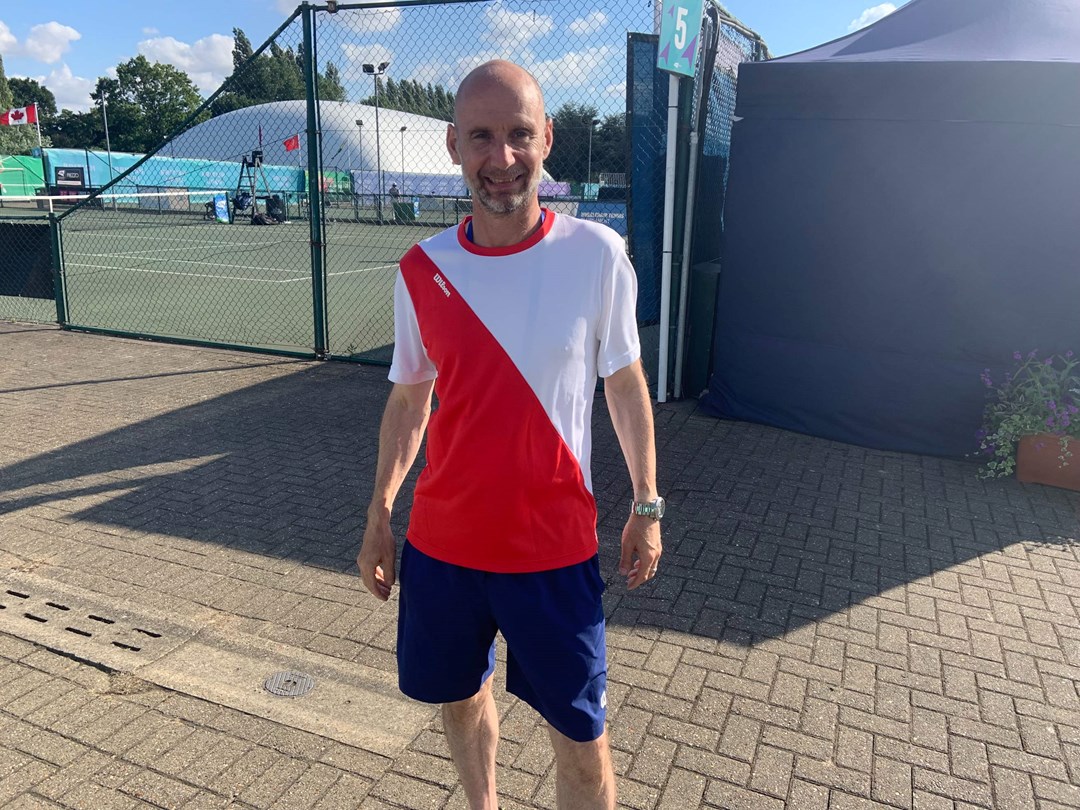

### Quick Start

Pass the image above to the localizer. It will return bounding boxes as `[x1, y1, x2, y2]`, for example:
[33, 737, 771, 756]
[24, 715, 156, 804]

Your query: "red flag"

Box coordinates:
[283, 134, 300, 152]
[0, 104, 38, 126]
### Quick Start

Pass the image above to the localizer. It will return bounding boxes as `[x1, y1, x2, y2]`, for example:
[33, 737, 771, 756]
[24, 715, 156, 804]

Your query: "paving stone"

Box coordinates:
[3, 326, 1080, 810]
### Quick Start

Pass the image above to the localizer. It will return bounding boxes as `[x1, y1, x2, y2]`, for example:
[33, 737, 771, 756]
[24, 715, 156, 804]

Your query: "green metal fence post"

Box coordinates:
[49, 213, 68, 326]
[302, 3, 329, 359]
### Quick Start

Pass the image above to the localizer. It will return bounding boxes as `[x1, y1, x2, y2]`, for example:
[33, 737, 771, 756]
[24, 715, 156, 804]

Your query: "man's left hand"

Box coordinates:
[619, 515, 662, 590]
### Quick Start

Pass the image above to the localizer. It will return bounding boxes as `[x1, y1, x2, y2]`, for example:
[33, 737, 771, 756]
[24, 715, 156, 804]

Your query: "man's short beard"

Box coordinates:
[465, 169, 542, 216]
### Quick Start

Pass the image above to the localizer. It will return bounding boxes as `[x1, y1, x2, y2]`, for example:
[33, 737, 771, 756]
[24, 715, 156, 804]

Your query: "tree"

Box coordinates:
[319, 62, 347, 102]
[95, 56, 206, 153]
[47, 109, 101, 149]
[0, 55, 47, 154]
[9, 77, 58, 119]
[547, 102, 601, 182]
[211, 28, 347, 116]
[361, 78, 455, 121]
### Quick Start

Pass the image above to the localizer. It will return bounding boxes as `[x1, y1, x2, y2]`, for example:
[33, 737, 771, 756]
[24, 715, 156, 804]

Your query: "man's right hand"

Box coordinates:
[357, 515, 397, 601]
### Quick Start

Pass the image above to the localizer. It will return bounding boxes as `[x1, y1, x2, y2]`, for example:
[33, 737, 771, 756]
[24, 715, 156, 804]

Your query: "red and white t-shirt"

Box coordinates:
[389, 210, 640, 573]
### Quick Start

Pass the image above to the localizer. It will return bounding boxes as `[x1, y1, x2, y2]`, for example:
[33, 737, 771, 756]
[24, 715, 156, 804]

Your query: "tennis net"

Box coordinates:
[0, 190, 231, 225]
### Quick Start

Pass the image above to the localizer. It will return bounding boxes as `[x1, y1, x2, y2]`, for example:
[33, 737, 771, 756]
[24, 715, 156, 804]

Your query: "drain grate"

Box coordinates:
[0, 589, 166, 656]
[264, 670, 315, 698]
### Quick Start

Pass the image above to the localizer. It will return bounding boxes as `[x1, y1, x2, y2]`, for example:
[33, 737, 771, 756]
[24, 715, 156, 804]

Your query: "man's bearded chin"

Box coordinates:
[465, 169, 543, 215]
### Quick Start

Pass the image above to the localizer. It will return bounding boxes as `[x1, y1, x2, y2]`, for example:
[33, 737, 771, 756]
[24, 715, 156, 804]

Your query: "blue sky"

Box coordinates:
[0, 1, 906, 113]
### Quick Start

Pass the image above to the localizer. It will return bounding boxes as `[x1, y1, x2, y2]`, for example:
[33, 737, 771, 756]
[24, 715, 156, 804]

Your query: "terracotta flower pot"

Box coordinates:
[1016, 434, 1080, 492]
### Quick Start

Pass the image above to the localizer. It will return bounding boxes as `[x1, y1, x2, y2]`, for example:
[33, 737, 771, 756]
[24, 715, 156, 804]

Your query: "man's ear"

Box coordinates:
[446, 123, 461, 165]
[542, 116, 553, 159]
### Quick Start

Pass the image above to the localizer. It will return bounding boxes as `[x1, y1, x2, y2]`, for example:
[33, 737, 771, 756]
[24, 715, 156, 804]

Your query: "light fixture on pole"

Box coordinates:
[362, 61, 390, 223]
[586, 118, 600, 192]
[399, 125, 407, 195]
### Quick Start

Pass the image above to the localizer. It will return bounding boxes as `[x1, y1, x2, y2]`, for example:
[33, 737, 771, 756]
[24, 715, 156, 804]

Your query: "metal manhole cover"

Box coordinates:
[264, 671, 315, 697]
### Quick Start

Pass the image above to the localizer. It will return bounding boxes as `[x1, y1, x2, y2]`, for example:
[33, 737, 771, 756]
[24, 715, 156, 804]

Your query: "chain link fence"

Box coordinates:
[0, 215, 58, 324]
[3, 0, 765, 372]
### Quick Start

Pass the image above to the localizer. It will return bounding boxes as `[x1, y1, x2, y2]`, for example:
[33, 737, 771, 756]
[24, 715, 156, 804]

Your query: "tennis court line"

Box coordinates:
[71, 254, 297, 275]
[67, 262, 400, 284]
[69, 262, 301, 284]
[282, 264, 399, 283]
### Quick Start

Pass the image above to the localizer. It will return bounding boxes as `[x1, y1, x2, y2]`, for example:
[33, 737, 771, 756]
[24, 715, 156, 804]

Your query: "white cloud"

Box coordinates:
[275, 0, 295, 14]
[0, 21, 17, 53]
[531, 47, 613, 89]
[605, 81, 626, 100]
[338, 7, 402, 33]
[569, 11, 608, 36]
[142, 27, 159, 36]
[34, 64, 95, 112]
[848, 4, 897, 32]
[24, 21, 81, 64]
[138, 34, 234, 95]
[483, 7, 553, 50]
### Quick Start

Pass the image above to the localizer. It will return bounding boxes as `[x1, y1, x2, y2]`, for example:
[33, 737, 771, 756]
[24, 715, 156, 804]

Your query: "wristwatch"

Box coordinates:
[630, 496, 666, 521]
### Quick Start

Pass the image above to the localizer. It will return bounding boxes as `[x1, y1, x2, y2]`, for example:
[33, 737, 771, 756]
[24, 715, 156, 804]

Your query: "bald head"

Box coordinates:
[454, 60, 546, 125]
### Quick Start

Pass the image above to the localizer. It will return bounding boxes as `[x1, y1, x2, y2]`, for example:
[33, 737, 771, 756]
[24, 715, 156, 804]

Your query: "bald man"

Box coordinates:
[357, 60, 663, 809]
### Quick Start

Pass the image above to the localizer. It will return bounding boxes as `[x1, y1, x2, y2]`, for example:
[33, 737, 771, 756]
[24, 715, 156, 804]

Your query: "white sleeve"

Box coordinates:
[596, 240, 641, 378]
[388, 270, 437, 384]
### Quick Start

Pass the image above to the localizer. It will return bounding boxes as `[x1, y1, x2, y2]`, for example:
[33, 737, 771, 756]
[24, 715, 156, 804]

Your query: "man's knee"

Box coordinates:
[442, 678, 493, 722]
[548, 727, 612, 779]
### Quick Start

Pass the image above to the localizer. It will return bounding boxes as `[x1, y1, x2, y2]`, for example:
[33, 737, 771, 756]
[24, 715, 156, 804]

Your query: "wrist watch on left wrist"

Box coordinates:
[630, 496, 666, 521]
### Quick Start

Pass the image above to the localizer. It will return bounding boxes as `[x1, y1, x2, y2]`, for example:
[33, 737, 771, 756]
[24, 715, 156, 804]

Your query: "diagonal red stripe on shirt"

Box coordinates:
[399, 244, 598, 573]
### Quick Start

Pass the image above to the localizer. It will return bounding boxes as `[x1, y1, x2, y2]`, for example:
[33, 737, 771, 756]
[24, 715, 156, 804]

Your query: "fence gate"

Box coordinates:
[3, 1, 764, 382]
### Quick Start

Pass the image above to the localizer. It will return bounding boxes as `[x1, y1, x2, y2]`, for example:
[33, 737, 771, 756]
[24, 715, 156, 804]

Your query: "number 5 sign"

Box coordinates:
[657, 0, 705, 77]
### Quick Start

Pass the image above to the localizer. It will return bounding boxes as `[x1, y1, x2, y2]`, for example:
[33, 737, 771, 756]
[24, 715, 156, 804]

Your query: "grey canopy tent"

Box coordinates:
[700, 0, 1080, 457]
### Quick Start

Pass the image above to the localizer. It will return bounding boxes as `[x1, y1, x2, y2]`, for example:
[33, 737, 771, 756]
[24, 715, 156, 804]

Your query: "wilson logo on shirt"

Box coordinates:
[433, 273, 452, 298]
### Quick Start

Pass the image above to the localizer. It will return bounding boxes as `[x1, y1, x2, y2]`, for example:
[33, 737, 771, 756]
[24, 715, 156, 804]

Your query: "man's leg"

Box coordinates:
[443, 677, 500, 810]
[547, 726, 615, 809]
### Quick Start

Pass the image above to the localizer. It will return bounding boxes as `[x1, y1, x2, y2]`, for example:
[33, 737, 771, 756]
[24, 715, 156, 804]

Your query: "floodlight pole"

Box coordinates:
[586, 118, 599, 195]
[355, 118, 363, 219]
[101, 95, 116, 209]
[363, 61, 390, 224]
[399, 125, 407, 195]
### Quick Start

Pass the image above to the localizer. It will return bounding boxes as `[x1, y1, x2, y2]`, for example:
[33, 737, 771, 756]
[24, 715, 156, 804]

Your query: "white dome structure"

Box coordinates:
[169, 100, 457, 179]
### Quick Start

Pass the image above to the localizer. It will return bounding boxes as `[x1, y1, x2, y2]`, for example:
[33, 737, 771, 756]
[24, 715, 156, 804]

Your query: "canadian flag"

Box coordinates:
[283, 134, 300, 152]
[0, 104, 38, 126]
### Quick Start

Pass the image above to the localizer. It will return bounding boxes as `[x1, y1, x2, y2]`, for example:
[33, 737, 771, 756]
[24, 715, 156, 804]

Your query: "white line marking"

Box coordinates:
[66, 262, 400, 284]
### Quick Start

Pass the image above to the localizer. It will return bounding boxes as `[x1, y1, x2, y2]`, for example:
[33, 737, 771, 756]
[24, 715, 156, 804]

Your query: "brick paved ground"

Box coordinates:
[1, 321, 1079, 809]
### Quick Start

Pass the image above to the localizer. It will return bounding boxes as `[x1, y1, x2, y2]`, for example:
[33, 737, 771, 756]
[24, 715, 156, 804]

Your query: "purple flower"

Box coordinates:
[1013, 351, 1023, 360]
[1047, 416, 1056, 428]
[1067, 350, 1075, 358]
[1028, 350, 1038, 359]
[1070, 405, 1080, 415]
[1045, 358, 1054, 365]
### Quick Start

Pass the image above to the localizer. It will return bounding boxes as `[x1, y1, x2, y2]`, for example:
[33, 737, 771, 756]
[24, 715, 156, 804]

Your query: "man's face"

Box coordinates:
[447, 78, 553, 216]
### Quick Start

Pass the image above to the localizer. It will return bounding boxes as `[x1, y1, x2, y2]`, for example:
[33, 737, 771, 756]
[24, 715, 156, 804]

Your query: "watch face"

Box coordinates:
[654, 497, 666, 519]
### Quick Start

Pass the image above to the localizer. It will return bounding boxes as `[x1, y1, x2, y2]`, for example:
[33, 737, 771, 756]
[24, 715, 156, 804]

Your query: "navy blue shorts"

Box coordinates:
[397, 540, 607, 742]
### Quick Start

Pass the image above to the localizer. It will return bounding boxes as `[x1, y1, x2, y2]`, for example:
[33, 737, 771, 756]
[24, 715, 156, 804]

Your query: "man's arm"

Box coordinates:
[604, 359, 662, 590]
[357, 378, 435, 600]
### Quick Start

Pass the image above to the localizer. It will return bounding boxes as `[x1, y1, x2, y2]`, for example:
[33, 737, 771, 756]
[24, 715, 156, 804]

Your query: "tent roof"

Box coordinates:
[779, 0, 1080, 63]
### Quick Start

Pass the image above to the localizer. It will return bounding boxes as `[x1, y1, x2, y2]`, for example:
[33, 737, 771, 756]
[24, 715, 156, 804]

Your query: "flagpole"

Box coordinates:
[32, 104, 52, 213]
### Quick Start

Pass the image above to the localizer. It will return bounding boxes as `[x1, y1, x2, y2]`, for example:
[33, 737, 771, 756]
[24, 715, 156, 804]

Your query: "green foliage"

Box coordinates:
[9, 78, 58, 118]
[48, 109, 102, 149]
[977, 351, 1080, 477]
[360, 78, 455, 121]
[0, 55, 12, 110]
[0, 56, 50, 154]
[211, 28, 347, 116]
[546, 103, 626, 183]
[94, 56, 207, 153]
